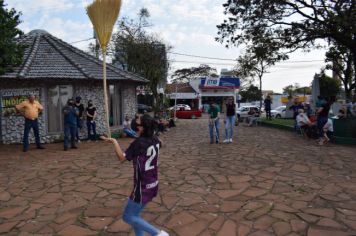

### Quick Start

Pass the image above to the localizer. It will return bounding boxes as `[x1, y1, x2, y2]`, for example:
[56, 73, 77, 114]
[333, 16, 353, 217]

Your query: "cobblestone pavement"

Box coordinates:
[1, 117, 356, 236]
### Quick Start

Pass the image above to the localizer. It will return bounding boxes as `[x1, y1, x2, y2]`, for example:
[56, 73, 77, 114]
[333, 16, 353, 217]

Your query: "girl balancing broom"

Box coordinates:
[101, 114, 169, 236]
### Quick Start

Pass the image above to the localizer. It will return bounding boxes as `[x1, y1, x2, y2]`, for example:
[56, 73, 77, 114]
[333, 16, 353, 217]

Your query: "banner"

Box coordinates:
[200, 76, 240, 89]
[1, 89, 40, 116]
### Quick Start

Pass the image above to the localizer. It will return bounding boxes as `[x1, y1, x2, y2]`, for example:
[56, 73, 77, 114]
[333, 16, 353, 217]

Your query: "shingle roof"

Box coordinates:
[0, 29, 148, 83]
[165, 83, 196, 93]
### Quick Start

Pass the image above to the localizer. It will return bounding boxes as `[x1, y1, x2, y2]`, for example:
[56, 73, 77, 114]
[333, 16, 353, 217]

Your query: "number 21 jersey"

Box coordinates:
[125, 136, 161, 205]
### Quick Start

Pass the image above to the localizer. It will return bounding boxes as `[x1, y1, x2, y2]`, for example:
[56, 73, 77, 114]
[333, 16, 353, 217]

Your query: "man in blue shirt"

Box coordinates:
[63, 98, 79, 151]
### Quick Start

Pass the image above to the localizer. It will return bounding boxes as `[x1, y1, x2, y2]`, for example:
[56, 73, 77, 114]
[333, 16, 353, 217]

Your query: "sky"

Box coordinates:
[6, 0, 329, 93]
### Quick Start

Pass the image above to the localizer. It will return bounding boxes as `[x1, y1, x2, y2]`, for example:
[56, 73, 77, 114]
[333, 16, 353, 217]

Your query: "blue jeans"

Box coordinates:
[317, 116, 328, 138]
[123, 128, 138, 138]
[23, 118, 41, 151]
[123, 199, 159, 236]
[76, 118, 83, 141]
[87, 120, 97, 140]
[209, 118, 220, 143]
[225, 115, 236, 140]
[64, 124, 76, 149]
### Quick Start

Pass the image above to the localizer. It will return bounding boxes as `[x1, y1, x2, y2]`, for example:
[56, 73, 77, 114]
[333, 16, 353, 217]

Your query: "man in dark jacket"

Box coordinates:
[63, 98, 79, 151]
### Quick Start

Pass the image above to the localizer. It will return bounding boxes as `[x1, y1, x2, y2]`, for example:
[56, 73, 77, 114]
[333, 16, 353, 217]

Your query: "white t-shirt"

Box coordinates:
[296, 113, 310, 127]
[123, 120, 131, 129]
[323, 118, 334, 132]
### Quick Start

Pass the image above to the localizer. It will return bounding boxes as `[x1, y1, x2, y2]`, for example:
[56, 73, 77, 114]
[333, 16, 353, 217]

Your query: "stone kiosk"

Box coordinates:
[0, 29, 147, 144]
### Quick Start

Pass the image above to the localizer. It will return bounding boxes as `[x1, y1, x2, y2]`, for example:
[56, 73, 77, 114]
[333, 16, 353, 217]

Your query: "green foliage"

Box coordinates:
[0, 0, 25, 75]
[239, 85, 261, 102]
[283, 83, 311, 96]
[110, 8, 169, 112]
[316, 72, 341, 100]
[171, 64, 217, 83]
[325, 44, 355, 99]
[217, 1, 356, 96]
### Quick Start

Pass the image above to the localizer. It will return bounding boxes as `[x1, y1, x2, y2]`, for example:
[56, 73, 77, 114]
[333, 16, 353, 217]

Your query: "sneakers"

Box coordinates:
[157, 230, 169, 236]
[223, 139, 233, 143]
[318, 139, 324, 146]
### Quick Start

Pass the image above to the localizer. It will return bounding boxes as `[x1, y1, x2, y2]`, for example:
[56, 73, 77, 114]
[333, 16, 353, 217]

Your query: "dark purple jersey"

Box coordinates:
[125, 136, 161, 205]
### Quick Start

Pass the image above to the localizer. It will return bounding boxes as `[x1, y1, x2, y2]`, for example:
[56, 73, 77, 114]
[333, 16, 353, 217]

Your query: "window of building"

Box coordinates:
[47, 85, 73, 133]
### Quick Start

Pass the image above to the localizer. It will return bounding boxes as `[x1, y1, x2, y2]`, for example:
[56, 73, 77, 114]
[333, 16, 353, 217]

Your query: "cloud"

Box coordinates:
[7, 0, 75, 14]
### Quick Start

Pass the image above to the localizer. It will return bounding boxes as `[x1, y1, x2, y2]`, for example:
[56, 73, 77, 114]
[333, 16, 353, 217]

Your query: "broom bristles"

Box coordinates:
[87, 0, 122, 51]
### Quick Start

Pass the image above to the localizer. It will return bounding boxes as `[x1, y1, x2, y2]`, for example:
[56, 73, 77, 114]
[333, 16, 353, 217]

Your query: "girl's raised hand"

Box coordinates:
[100, 136, 117, 144]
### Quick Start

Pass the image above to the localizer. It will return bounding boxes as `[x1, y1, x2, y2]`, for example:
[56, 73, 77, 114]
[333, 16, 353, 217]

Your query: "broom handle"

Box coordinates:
[102, 50, 111, 138]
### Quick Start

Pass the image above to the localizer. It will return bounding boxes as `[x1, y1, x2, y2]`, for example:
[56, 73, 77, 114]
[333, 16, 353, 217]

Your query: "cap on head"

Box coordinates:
[75, 96, 81, 102]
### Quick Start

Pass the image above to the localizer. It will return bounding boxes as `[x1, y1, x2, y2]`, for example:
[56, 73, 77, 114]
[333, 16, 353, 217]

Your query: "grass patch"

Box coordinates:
[261, 118, 294, 127]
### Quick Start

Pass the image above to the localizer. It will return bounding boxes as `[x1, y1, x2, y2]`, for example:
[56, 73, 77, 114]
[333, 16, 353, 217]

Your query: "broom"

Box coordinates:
[86, 0, 122, 138]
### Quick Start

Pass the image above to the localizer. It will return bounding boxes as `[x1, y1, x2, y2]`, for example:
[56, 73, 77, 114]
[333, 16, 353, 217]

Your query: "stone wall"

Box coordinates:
[0, 81, 139, 144]
[0, 84, 60, 144]
[121, 83, 137, 120]
[74, 84, 107, 140]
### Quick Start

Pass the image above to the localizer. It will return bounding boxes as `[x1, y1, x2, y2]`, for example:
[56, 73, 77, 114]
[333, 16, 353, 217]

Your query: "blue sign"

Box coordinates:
[200, 76, 240, 89]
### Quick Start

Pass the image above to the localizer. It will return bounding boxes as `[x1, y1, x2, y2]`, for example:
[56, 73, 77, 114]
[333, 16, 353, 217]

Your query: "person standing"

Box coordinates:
[63, 99, 79, 151]
[223, 98, 236, 143]
[208, 101, 220, 144]
[86, 100, 97, 141]
[289, 98, 304, 129]
[15, 94, 45, 152]
[101, 114, 169, 236]
[317, 98, 331, 145]
[75, 96, 84, 142]
[264, 95, 272, 120]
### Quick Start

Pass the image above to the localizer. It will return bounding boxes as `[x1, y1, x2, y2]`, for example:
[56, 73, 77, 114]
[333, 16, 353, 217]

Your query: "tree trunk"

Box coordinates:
[259, 76, 263, 110]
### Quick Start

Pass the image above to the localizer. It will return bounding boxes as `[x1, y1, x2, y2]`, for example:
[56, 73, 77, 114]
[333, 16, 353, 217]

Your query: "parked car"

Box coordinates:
[168, 104, 191, 111]
[172, 107, 202, 119]
[236, 106, 261, 118]
[137, 104, 152, 113]
[271, 106, 286, 118]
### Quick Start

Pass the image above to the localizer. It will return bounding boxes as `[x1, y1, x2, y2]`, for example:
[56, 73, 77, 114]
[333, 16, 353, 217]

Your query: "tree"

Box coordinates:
[325, 44, 355, 99]
[283, 83, 312, 96]
[0, 0, 24, 75]
[171, 64, 217, 83]
[216, 1, 356, 84]
[236, 42, 288, 109]
[316, 71, 341, 100]
[110, 8, 169, 112]
[239, 85, 261, 102]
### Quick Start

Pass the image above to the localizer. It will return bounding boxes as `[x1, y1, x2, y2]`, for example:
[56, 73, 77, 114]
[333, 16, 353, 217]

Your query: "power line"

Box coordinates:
[168, 60, 236, 66]
[70, 37, 95, 44]
[170, 51, 324, 63]
[67, 37, 325, 64]
[168, 52, 236, 61]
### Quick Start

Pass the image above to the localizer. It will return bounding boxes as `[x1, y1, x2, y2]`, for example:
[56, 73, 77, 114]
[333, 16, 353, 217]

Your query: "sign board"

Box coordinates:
[200, 76, 240, 89]
[1, 89, 40, 116]
[205, 77, 220, 87]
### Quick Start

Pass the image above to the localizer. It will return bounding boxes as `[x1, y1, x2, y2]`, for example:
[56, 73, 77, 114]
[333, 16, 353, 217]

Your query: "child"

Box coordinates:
[102, 114, 169, 236]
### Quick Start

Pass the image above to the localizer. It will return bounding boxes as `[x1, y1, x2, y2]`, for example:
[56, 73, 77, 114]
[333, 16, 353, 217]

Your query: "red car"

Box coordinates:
[173, 108, 202, 119]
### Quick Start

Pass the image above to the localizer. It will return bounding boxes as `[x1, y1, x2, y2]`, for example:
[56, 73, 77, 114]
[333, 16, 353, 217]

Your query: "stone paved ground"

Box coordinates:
[1, 117, 356, 236]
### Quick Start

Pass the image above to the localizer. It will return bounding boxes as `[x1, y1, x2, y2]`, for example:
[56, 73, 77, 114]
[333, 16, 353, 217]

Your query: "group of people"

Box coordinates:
[207, 98, 236, 144]
[62, 97, 97, 151]
[122, 111, 176, 139]
[15, 95, 98, 152]
[292, 96, 343, 145]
